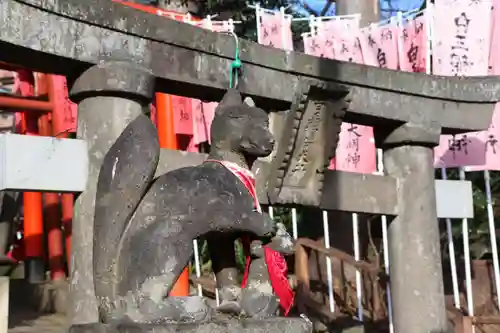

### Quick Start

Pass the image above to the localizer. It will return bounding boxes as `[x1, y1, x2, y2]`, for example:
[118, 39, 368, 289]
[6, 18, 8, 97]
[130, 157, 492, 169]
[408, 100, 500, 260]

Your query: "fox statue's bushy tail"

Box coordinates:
[92, 113, 160, 322]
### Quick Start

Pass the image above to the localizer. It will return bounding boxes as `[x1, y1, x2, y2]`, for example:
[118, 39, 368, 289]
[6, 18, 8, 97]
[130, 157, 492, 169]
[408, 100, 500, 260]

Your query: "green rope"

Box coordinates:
[229, 33, 241, 89]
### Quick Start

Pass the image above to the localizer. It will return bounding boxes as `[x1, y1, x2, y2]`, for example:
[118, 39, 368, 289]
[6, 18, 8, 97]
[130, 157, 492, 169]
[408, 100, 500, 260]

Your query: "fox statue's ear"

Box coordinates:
[221, 89, 242, 106]
[215, 89, 242, 115]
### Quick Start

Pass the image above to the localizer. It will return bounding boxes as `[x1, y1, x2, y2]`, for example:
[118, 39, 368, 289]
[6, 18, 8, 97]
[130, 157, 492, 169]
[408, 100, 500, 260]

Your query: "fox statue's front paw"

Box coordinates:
[216, 300, 242, 315]
[240, 281, 280, 318]
[216, 285, 243, 315]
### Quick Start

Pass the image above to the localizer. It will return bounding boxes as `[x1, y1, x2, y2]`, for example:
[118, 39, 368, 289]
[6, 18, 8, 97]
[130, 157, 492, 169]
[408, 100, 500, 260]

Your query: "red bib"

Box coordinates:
[205, 160, 294, 315]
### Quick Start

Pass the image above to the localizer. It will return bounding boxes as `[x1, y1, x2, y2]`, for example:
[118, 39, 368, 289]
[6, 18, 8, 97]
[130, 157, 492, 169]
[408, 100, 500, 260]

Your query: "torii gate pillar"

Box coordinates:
[68, 61, 155, 325]
[377, 124, 449, 333]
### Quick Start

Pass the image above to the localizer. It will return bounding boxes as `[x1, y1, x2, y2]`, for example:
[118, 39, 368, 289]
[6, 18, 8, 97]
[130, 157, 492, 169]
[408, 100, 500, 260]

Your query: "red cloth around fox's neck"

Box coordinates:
[204, 159, 294, 315]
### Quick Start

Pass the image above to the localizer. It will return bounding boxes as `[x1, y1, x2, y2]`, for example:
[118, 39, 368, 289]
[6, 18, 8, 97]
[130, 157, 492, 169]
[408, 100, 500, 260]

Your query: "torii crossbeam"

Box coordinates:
[0, 0, 498, 332]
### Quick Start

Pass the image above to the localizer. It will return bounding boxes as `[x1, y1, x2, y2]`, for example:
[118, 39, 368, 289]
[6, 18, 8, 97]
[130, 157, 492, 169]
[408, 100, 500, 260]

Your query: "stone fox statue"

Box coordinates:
[92, 89, 291, 324]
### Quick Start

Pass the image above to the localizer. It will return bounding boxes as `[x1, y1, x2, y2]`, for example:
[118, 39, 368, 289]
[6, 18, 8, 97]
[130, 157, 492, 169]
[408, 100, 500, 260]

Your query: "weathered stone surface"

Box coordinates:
[92, 90, 281, 324]
[93, 113, 160, 322]
[154, 148, 476, 217]
[69, 317, 313, 333]
[379, 123, 448, 333]
[69, 61, 155, 325]
[70, 61, 154, 104]
[239, 223, 295, 318]
[266, 82, 346, 207]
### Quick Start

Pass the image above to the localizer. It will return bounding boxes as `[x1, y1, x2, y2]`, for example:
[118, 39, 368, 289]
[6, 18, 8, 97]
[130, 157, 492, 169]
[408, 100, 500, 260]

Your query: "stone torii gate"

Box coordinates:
[0, 0, 498, 332]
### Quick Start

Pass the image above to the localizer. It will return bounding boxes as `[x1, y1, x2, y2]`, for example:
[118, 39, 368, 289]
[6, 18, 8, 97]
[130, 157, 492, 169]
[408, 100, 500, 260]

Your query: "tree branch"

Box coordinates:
[320, 0, 333, 16]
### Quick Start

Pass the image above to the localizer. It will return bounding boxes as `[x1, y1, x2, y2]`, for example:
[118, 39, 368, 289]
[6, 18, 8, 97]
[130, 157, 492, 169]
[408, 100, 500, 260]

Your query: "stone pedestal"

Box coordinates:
[69, 317, 312, 333]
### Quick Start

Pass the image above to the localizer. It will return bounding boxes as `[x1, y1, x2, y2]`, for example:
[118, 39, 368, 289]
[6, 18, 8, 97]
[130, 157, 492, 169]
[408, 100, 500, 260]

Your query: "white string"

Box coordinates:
[484, 170, 500, 310]
[291, 208, 298, 240]
[376, 149, 394, 333]
[322, 210, 336, 313]
[313, 13, 361, 22]
[358, 7, 422, 34]
[192, 240, 203, 296]
[352, 212, 363, 320]
[441, 168, 461, 308]
[459, 168, 475, 319]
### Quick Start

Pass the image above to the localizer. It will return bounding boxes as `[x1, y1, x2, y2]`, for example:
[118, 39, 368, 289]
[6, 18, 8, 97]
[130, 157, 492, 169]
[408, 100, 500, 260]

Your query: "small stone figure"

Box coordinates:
[240, 222, 295, 318]
[206, 93, 295, 318]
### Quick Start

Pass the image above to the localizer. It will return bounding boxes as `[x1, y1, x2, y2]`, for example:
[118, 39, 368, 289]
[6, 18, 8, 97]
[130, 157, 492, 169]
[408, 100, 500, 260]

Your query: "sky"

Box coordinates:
[297, 0, 425, 18]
